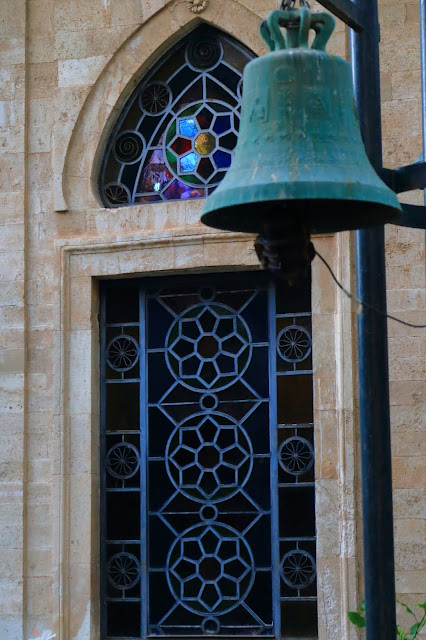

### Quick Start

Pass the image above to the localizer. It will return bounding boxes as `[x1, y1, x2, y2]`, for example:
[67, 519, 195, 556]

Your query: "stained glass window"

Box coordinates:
[99, 26, 254, 207]
[100, 273, 318, 639]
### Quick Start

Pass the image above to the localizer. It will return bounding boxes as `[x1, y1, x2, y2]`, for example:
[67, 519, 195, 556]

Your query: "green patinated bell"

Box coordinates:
[201, 8, 402, 234]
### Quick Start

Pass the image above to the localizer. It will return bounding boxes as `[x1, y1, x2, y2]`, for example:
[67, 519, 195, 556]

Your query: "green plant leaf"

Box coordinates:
[398, 601, 415, 617]
[348, 611, 366, 628]
[418, 602, 426, 612]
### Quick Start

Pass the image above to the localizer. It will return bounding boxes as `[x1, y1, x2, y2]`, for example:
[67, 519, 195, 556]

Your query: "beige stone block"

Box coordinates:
[69, 250, 120, 278]
[312, 315, 337, 411]
[0, 36, 25, 66]
[392, 70, 422, 100]
[382, 135, 422, 168]
[141, 0, 166, 21]
[0, 616, 26, 640]
[68, 330, 92, 415]
[315, 410, 339, 479]
[0, 432, 23, 462]
[382, 98, 421, 139]
[28, 98, 52, 154]
[396, 570, 426, 594]
[386, 263, 425, 290]
[29, 0, 54, 37]
[388, 288, 425, 312]
[54, 0, 109, 30]
[390, 380, 426, 407]
[381, 71, 393, 101]
[25, 577, 52, 617]
[69, 277, 93, 331]
[174, 242, 205, 269]
[203, 238, 257, 267]
[28, 62, 58, 99]
[0, 373, 24, 414]
[386, 241, 425, 268]
[58, 55, 110, 88]
[316, 557, 346, 640]
[69, 474, 93, 565]
[0, 549, 23, 580]
[0, 152, 24, 192]
[0, 578, 23, 616]
[0, 280, 24, 307]
[110, 0, 143, 25]
[389, 336, 421, 360]
[0, 223, 24, 251]
[393, 456, 426, 489]
[394, 518, 426, 544]
[406, 1, 421, 23]
[69, 413, 95, 475]
[26, 504, 52, 550]
[0, 65, 25, 101]
[315, 479, 341, 557]
[0, 305, 25, 330]
[55, 24, 135, 61]
[25, 549, 52, 578]
[69, 564, 95, 639]
[0, 2, 25, 39]
[0, 124, 24, 154]
[0, 99, 24, 128]
[389, 355, 425, 382]
[393, 429, 426, 457]
[380, 26, 420, 73]
[0, 249, 24, 281]
[29, 35, 55, 64]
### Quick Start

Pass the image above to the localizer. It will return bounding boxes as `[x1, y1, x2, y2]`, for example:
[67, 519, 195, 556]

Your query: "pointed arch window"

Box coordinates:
[99, 26, 254, 207]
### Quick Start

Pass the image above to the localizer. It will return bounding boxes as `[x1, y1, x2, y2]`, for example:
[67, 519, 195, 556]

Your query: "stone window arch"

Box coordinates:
[99, 25, 254, 208]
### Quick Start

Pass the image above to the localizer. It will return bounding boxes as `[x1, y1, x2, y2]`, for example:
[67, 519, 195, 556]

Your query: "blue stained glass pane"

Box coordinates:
[179, 118, 198, 137]
[180, 152, 198, 173]
[213, 150, 231, 169]
[213, 115, 231, 134]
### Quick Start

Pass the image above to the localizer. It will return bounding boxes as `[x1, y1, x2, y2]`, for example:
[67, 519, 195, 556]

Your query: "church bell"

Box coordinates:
[201, 8, 402, 235]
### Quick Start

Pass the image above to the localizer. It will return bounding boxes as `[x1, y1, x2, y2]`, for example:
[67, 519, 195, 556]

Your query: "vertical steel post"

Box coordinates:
[350, 2, 397, 639]
[420, 0, 426, 266]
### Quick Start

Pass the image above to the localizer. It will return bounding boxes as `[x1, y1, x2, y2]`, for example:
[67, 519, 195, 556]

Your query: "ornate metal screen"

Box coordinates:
[100, 273, 317, 639]
[99, 27, 254, 207]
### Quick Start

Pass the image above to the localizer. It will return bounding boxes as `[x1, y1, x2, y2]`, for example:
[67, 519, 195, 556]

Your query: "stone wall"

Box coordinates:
[0, 1, 424, 639]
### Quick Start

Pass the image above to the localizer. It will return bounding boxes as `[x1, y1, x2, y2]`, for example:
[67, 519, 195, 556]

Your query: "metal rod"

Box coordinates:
[350, 1, 397, 638]
[317, 0, 365, 31]
[420, 0, 426, 269]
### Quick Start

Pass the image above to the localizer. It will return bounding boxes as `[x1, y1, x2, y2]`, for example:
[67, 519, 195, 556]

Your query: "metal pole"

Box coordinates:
[350, 2, 397, 639]
[420, 0, 426, 269]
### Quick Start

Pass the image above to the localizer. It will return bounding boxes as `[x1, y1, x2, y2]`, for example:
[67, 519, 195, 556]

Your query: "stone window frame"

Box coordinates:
[54, 3, 361, 639]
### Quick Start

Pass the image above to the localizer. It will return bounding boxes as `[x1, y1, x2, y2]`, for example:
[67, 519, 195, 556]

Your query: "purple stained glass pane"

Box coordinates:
[180, 152, 198, 173]
[164, 179, 204, 200]
[179, 118, 198, 137]
[213, 150, 232, 169]
[138, 148, 172, 193]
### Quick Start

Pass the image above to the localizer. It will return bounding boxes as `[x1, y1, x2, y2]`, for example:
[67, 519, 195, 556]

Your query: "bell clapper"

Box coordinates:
[254, 207, 316, 285]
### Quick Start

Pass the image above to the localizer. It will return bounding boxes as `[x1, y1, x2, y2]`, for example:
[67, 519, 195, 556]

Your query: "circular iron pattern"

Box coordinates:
[107, 552, 141, 590]
[280, 550, 316, 590]
[113, 131, 145, 164]
[199, 393, 218, 412]
[165, 101, 240, 190]
[107, 442, 140, 480]
[165, 302, 252, 392]
[200, 504, 219, 522]
[165, 412, 253, 503]
[107, 334, 139, 372]
[201, 617, 221, 634]
[278, 436, 314, 476]
[166, 523, 254, 615]
[186, 36, 223, 71]
[140, 82, 171, 115]
[277, 325, 312, 363]
[104, 183, 131, 206]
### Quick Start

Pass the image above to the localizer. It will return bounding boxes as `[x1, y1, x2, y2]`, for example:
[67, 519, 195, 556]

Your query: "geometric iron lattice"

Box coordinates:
[101, 273, 317, 639]
[99, 26, 254, 206]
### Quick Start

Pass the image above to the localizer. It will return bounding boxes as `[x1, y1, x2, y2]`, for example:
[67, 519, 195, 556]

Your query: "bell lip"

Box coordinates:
[201, 194, 402, 235]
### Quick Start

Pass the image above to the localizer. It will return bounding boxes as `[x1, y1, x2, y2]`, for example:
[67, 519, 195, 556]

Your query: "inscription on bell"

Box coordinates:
[249, 89, 269, 123]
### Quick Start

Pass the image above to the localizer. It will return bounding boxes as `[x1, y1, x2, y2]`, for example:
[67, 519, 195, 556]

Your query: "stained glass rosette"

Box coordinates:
[164, 102, 239, 192]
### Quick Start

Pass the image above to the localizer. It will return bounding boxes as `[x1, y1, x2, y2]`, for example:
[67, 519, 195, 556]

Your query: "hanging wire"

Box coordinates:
[315, 250, 426, 329]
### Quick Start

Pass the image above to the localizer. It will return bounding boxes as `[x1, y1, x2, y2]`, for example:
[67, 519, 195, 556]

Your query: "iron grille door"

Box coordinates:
[100, 273, 317, 639]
